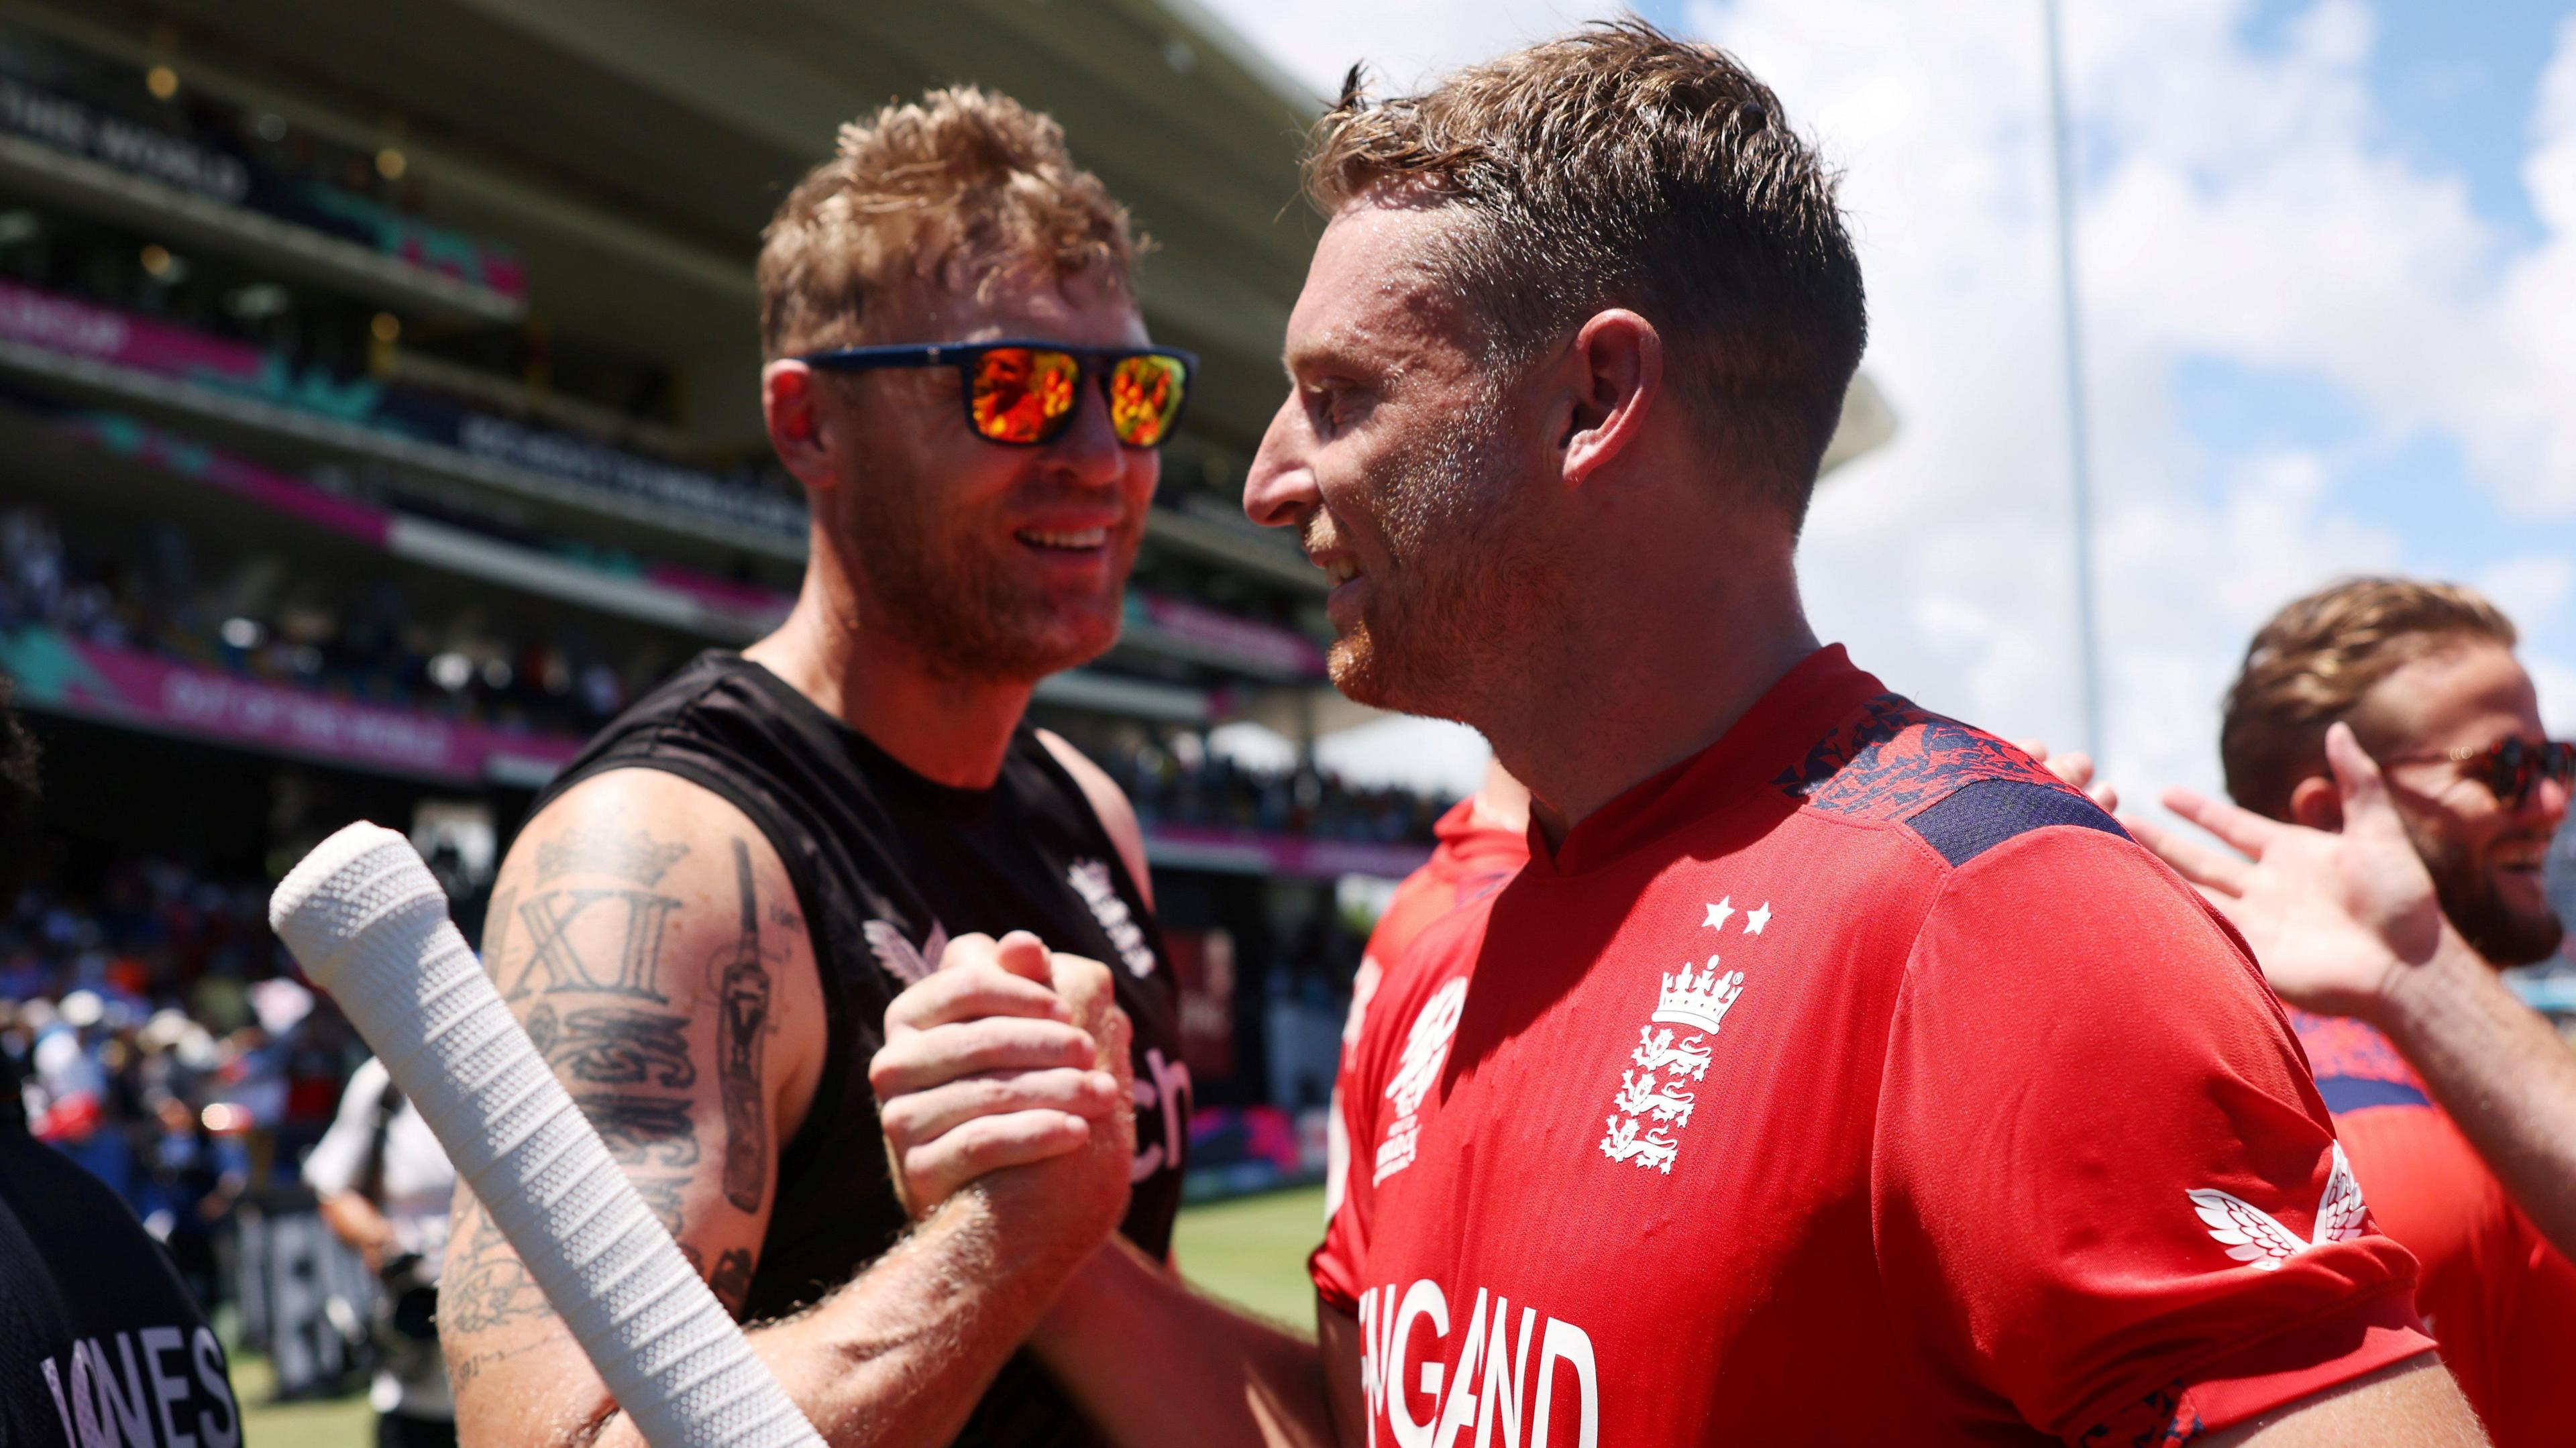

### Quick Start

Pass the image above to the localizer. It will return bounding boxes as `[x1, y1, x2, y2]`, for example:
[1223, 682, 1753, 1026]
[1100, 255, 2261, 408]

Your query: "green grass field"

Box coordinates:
[240, 1186, 1328, 1445]
[1171, 1184, 1328, 1331]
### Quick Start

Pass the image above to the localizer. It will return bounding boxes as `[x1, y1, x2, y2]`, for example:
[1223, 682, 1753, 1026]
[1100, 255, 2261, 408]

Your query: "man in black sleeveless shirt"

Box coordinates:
[443, 89, 1185, 1448]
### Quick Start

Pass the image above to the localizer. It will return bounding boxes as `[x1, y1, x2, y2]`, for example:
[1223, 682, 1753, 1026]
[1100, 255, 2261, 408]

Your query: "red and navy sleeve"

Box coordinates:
[1872, 824, 2434, 1445]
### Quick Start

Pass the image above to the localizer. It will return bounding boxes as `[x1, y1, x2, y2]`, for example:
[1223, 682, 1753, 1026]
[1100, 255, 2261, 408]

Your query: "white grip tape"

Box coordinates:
[270, 822, 822, 1448]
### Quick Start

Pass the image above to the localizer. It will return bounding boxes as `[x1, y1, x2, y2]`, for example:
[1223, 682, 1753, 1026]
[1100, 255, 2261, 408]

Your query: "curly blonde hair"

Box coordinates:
[757, 87, 1141, 359]
[2221, 577, 2518, 820]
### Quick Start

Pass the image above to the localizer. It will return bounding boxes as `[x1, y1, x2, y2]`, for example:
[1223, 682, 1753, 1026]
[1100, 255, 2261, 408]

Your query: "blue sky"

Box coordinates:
[1201, 0, 2576, 799]
[2142, 1, 2576, 733]
[2265, 0, 2566, 244]
[2199, 0, 2571, 555]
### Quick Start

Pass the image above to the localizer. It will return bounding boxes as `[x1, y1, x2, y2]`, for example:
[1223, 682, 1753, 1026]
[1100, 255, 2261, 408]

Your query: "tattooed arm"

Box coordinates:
[445, 769, 1127, 1448]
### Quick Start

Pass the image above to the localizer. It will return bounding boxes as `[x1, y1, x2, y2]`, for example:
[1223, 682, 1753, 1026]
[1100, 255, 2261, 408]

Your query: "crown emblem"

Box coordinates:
[1651, 959, 1746, 1035]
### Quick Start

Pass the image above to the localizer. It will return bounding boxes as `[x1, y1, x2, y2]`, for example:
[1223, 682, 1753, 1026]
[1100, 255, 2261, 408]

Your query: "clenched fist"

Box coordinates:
[870, 932, 1134, 1254]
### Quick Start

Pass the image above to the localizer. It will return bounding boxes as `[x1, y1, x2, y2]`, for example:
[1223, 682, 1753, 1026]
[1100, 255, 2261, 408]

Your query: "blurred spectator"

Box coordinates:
[1114, 740, 1451, 848]
[1, 842, 358, 1317]
[306, 1056, 458, 1447]
[3, 502, 653, 737]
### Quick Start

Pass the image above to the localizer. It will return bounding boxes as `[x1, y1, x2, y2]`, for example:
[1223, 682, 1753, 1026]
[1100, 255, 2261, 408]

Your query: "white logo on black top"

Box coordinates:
[1067, 859, 1157, 978]
[862, 918, 949, 984]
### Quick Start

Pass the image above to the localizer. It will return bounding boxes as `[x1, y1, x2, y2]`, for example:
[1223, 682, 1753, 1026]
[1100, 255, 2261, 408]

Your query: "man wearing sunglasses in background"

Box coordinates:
[2119, 577, 2576, 1447]
[443, 88, 1179, 1448]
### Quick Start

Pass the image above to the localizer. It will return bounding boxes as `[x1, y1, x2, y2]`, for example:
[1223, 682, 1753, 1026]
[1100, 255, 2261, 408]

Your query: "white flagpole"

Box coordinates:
[2043, 0, 2106, 760]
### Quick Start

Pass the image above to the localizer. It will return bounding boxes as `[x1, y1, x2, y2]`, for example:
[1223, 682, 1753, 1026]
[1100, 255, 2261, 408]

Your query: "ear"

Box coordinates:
[762, 359, 840, 494]
[2286, 773, 2345, 832]
[1552, 309, 1662, 488]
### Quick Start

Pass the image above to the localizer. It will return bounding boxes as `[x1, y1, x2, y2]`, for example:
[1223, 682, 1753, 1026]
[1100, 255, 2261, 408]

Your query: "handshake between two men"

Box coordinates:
[864, 931, 1352, 1448]
[868, 932, 1138, 1238]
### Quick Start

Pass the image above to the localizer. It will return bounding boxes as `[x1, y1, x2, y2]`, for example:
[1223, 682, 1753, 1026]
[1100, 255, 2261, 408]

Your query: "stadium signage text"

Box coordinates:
[0, 75, 254, 204]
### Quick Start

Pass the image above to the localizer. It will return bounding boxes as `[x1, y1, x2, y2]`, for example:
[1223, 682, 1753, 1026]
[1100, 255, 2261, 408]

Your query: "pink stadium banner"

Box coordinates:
[0, 279, 267, 386]
[1135, 594, 1328, 679]
[56, 412, 392, 544]
[0, 626, 582, 787]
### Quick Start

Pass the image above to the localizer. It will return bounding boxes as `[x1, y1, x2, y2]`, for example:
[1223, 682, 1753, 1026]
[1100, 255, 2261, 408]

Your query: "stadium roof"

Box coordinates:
[24, 0, 1326, 456]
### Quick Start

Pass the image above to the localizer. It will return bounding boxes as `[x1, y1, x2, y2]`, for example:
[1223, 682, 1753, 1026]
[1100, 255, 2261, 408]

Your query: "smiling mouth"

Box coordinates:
[2493, 837, 2551, 877]
[1018, 527, 1110, 550]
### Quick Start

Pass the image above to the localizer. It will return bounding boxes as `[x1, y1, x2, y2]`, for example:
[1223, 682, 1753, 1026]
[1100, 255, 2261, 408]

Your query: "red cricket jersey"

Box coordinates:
[1313, 647, 2432, 1446]
[1371, 798, 1534, 974]
[1329, 799, 1534, 1218]
[2292, 1010, 2576, 1447]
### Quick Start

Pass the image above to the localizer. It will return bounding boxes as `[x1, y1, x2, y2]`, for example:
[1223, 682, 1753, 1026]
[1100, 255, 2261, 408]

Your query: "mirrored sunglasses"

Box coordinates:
[796, 339, 1195, 449]
[2440, 737, 2576, 809]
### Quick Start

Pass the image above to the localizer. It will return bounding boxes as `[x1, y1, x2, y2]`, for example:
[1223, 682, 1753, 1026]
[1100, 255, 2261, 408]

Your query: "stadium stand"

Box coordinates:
[0, 0, 1444, 1372]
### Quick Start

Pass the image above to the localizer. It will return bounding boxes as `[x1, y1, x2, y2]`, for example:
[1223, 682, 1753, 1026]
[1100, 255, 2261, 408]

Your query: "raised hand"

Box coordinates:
[870, 931, 1134, 1232]
[2119, 723, 2446, 1020]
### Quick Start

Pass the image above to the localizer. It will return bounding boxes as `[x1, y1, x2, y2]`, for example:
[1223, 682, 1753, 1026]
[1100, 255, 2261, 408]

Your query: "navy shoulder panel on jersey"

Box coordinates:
[1777, 693, 2131, 865]
[2315, 1075, 2433, 1114]
[1902, 776, 2128, 866]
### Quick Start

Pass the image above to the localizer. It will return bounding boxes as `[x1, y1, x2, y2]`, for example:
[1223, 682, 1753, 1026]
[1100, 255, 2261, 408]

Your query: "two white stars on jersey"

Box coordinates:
[2188, 1143, 2371, 1270]
[1702, 896, 1771, 934]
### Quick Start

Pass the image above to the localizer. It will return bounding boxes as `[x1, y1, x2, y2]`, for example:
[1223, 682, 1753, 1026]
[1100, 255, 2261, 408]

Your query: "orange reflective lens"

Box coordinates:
[970, 348, 1082, 444]
[801, 339, 1191, 447]
[1107, 353, 1187, 447]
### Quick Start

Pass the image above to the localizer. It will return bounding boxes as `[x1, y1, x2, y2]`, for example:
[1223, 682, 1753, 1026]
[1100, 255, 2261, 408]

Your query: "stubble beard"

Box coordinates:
[837, 460, 1126, 685]
[1323, 387, 1541, 721]
[2408, 818, 2565, 966]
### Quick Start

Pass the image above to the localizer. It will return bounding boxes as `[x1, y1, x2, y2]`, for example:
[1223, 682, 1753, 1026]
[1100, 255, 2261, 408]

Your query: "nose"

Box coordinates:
[1242, 390, 1318, 530]
[1040, 371, 1128, 487]
[2527, 765, 2571, 830]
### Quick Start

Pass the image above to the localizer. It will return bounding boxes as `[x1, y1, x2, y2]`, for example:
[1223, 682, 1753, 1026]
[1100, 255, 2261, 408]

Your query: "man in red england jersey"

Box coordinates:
[2109, 579, 2576, 1447]
[872, 23, 2490, 1445]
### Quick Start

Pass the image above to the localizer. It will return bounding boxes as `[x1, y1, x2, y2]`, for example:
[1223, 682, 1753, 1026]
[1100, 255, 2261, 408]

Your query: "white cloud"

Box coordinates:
[1193, 0, 2576, 806]
[1697, 0, 2576, 800]
[1314, 715, 1491, 797]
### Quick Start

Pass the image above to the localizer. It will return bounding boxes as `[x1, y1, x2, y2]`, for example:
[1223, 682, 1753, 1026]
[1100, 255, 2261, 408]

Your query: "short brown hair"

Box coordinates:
[758, 87, 1140, 359]
[1304, 21, 1866, 520]
[2221, 577, 2518, 820]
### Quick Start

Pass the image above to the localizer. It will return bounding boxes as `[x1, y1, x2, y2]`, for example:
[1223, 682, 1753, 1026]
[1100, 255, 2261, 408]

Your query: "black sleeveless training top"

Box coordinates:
[531, 651, 1187, 1447]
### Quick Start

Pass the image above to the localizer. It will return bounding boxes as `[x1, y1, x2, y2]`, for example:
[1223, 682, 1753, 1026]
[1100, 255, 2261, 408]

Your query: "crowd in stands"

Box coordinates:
[2, 503, 661, 737]
[5, 497, 1462, 844]
[1114, 741, 1450, 848]
[0, 854, 359, 1314]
